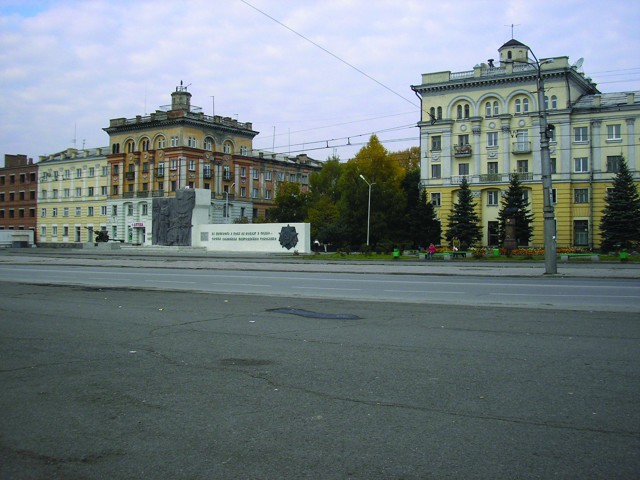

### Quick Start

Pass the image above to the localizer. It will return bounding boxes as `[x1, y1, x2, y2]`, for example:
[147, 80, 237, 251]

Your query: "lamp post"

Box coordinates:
[359, 174, 375, 246]
[511, 48, 557, 274]
[225, 182, 235, 224]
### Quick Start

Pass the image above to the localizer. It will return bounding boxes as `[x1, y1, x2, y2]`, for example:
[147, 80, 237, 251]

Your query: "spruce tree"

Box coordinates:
[446, 177, 481, 249]
[600, 157, 640, 252]
[409, 189, 441, 247]
[497, 173, 534, 246]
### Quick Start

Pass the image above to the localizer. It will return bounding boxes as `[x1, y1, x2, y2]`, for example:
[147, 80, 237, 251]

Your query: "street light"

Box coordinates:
[225, 182, 235, 224]
[359, 174, 375, 246]
[510, 48, 557, 274]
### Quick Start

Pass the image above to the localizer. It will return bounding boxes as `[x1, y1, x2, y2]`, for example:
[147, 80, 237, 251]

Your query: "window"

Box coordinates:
[458, 134, 469, 146]
[289, 174, 296, 182]
[523, 98, 529, 113]
[41, 208, 47, 217]
[223, 165, 231, 180]
[101, 186, 108, 195]
[431, 164, 441, 179]
[52, 189, 58, 199]
[142, 162, 149, 173]
[431, 192, 441, 207]
[76, 187, 82, 197]
[487, 190, 499, 206]
[170, 136, 179, 147]
[41, 226, 46, 238]
[551, 188, 557, 204]
[606, 156, 622, 173]
[170, 159, 178, 170]
[515, 99, 521, 114]
[53, 171, 59, 180]
[112, 205, 118, 216]
[127, 204, 134, 216]
[574, 157, 589, 173]
[266, 189, 272, 200]
[141, 139, 149, 151]
[485, 102, 492, 117]
[607, 124, 621, 140]
[75, 207, 81, 216]
[458, 163, 469, 176]
[252, 188, 259, 198]
[113, 165, 119, 174]
[52, 226, 58, 236]
[157, 137, 166, 149]
[63, 226, 69, 237]
[142, 204, 148, 215]
[63, 207, 69, 217]
[204, 138, 213, 151]
[88, 206, 94, 216]
[550, 157, 557, 174]
[188, 137, 197, 148]
[112, 185, 118, 195]
[240, 167, 246, 177]
[76, 168, 82, 178]
[574, 188, 589, 204]
[189, 159, 195, 171]
[64, 170, 70, 179]
[240, 146, 248, 156]
[223, 142, 232, 154]
[464, 104, 470, 118]
[430, 107, 436, 120]
[171, 180, 177, 191]
[431, 135, 442, 151]
[487, 132, 498, 148]
[574, 127, 588, 142]
[252, 168, 259, 180]
[102, 166, 109, 176]
[64, 188, 70, 198]
[457, 105, 463, 119]
[517, 160, 529, 173]
[437, 107, 442, 120]
[488, 162, 499, 174]
[551, 95, 557, 109]
[101, 206, 107, 215]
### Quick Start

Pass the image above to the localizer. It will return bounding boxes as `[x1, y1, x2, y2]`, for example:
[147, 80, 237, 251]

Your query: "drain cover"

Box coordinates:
[267, 308, 360, 320]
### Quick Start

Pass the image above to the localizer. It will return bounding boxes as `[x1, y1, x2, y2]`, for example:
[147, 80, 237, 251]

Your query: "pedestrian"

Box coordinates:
[427, 243, 436, 260]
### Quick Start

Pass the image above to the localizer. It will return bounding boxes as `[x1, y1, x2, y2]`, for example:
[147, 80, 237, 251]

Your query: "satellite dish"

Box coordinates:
[572, 57, 584, 70]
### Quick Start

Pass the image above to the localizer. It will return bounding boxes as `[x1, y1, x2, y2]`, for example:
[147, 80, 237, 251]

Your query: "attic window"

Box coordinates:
[508, 51, 512, 60]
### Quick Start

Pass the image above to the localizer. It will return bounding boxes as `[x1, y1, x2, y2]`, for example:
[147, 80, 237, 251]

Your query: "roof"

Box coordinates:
[499, 38, 528, 50]
[572, 91, 640, 109]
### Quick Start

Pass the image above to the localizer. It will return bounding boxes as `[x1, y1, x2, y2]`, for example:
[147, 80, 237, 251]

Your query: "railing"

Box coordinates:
[155, 169, 164, 178]
[125, 172, 135, 180]
[511, 172, 534, 181]
[203, 171, 212, 179]
[453, 144, 472, 157]
[450, 70, 474, 80]
[451, 175, 472, 184]
[479, 173, 503, 182]
[137, 191, 149, 198]
[512, 141, 531, 154]
[123, 192, 135, 198]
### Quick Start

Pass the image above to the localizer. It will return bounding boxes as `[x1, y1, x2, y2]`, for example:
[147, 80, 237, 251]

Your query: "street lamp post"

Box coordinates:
[359, 174, 375, 246]
[528, 49, 557, 274]
[225, 182, 235, 224]
[509, 48, 557, 274]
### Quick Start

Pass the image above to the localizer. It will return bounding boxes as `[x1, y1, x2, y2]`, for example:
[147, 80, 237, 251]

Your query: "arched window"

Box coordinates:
[457, 105, 463, 119]
[493, 101, 499, 116]
[223, 141, 233, 154]
[515, 99, 521, 114]
[544, 96, 549, 110]
[464, 104, 470, 119]
[204, 137, 214, 151]
[112, 143, 120, 154]
[430, 107, 436, 119]
[551, 95, 557, 109]
[437, 107, 442, 120]
[485, 102, 492, 117]
[126, 141, 135, 153]
[140, 139, 149, 151]
[523, 98, 529, 113]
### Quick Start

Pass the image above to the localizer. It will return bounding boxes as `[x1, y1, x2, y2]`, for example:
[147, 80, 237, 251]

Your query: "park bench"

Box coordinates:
[559, 253, 600, 262]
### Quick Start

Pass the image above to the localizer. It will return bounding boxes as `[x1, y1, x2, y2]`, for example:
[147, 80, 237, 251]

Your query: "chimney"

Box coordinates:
[627, 92, 635, 105]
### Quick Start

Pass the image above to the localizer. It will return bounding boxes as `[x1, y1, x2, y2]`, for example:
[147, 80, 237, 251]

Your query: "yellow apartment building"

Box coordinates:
[411, 39, 639, 249]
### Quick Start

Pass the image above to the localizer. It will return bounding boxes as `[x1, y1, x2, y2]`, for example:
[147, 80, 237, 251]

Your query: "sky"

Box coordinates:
[1, 0, 639, 167]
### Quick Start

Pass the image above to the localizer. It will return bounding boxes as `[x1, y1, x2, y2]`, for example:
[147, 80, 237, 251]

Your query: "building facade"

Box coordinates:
[37, 148, 110, 245]
[411, 39, 639, 249]
[103, 83, 321, 244]
[0, 154, 38, 237]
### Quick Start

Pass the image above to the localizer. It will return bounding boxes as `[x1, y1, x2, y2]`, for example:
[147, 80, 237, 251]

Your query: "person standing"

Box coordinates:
[427, 243, 436, 260]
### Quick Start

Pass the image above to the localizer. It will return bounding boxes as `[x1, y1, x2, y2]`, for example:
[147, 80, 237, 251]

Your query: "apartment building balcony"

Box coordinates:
[453, 144, 472, 157]
[479, 173, 504, 183]
[512, 141, 531, 154]
[511, 172, 533, 181]
[451, 175, 472, 184]
[125, 172, 135, 180]
[123, 191, 135, 198]
[137, 191, 149, 198]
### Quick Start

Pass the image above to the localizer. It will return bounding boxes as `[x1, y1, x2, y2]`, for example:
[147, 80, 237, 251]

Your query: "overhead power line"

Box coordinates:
[239, 0, 419, 109]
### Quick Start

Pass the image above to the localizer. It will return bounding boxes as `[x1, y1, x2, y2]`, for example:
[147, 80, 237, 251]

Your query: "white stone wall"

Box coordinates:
[193, 223, 310, 253]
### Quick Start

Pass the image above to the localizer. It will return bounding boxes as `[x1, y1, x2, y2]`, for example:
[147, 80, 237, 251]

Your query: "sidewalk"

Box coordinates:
[1, 248, 639, 279]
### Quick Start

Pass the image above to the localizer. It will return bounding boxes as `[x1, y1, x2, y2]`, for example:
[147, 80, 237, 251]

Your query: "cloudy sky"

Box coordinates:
[1, 0, 639, 167]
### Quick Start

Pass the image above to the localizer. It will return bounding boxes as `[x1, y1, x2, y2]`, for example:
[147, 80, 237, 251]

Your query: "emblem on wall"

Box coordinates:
[279, 225, 298, 250]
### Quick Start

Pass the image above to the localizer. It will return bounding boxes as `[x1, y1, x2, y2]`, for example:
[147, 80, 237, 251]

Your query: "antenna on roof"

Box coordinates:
[572, 57, 584, 71]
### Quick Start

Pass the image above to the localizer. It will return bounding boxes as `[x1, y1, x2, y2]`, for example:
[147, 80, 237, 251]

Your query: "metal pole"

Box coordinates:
[359, 175, 374, 246]
[531, 52, 557, 274]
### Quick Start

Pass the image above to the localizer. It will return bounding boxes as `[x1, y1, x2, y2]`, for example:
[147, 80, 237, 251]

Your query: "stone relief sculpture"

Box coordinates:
[152, 189, 196, 246]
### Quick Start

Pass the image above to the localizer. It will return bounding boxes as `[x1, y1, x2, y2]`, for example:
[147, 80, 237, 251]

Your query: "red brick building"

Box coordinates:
[0, 154, 38, 239]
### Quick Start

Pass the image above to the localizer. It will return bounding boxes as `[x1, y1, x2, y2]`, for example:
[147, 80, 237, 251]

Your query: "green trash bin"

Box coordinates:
[620, 250, 629, 262]
[393, 248, 400, 259]
[493, 248, 500, 257]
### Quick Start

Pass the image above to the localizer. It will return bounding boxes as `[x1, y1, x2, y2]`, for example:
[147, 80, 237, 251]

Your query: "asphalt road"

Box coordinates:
[1, 282, 639, 479]
[0, 262, 638, 313]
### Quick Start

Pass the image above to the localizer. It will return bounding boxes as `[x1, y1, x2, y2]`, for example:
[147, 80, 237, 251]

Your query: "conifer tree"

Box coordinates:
[409, 189, 441, 247]
[446, 177, 481, 248]
[497, 173, 534, 246]
[600, 157, 640, 252]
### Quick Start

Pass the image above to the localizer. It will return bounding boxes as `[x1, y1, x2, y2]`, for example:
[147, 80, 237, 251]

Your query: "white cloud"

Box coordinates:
[0, 0, 639, 165]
